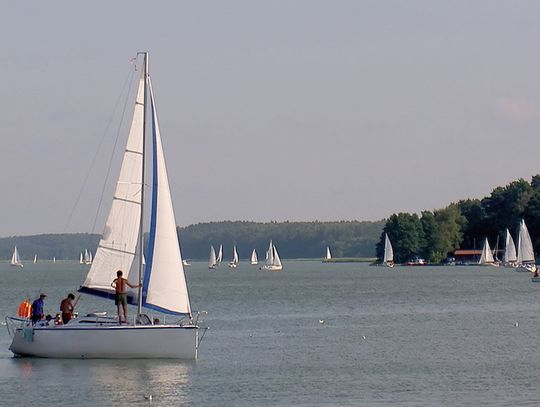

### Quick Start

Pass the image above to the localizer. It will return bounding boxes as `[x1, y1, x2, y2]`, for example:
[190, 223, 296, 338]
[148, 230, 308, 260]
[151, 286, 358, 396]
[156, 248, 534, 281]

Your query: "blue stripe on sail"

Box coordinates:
[142, 90, 159, 307]
[78, 286, 137, 305]
[143, 302, 187, 316]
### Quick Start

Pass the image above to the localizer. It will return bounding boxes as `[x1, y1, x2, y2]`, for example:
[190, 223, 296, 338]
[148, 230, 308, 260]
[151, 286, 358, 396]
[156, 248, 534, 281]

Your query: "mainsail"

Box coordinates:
[80, 73, 145, 302]
[216, 244, 223, 263]
[504, 228, 517, 263]
[517, 219, 535, 264]
[325, 247, 332, 260]
[250, 249, 258, 265]
[209, 246, 217, 268]
[479, 238, 495, 264]
[383, 234, 394, 264]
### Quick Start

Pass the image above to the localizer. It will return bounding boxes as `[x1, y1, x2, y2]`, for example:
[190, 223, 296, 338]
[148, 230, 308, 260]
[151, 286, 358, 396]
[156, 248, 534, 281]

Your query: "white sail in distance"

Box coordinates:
[479, 238, 495, 264]
[504, 228, 517, 262]
[517, 219, 535, 263]
[383, 234, 394, 263]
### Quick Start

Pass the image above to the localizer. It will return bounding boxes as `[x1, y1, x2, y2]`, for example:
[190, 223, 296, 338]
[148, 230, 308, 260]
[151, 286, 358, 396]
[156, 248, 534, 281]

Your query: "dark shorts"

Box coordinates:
[115, 293, 127, 306]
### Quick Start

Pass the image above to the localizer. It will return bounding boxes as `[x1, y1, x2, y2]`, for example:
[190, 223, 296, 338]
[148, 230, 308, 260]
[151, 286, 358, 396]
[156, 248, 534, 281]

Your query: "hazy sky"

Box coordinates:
[2, 1, 540, 236]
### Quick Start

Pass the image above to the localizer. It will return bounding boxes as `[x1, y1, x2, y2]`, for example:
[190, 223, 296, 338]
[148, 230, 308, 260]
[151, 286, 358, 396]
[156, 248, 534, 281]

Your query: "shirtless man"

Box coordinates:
[59, 293, 75, 324]
[111, 270, 141, 323]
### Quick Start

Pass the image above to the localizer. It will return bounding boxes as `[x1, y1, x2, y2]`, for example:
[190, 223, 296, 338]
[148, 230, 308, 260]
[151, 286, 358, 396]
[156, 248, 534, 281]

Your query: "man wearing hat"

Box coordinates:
[31, 293, 47, 325]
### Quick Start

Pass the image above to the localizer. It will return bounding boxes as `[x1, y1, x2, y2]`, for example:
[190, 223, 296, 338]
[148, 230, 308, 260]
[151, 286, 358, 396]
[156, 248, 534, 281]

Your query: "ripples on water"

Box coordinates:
[0, 261, 539, 406]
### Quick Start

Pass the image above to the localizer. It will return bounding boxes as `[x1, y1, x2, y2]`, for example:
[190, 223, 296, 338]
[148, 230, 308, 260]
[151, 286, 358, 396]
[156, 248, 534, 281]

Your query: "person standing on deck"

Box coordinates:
[31, 293, 47, 325]
[111, 270, 141, 324]
[59, 293, 75, 324]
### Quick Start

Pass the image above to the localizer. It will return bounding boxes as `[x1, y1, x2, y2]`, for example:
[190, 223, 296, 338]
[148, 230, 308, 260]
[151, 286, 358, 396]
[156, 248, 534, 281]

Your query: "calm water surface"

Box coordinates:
[0, 261, 540, 406]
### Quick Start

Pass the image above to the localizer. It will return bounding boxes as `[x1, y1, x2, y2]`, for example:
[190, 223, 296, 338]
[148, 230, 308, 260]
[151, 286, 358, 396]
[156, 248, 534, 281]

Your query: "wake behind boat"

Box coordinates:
[7, 53, 205, 359]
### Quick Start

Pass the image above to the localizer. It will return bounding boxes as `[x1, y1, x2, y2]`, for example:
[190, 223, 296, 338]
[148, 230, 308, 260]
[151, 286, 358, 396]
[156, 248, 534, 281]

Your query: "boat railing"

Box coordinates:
[5, 316, 29, 338]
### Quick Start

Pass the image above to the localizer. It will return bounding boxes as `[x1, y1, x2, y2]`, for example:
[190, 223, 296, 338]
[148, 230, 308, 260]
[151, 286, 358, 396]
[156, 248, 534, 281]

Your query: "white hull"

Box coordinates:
[228, 263, 237, 269]
[261, 265, 283, 272]
[10, 323, 199, 359]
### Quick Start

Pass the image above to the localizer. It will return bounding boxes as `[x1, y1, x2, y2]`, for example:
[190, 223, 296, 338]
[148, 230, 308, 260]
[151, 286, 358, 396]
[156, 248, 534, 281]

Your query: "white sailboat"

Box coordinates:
[261, 240, 283, 271]
[216, 244, 223, 264]
[209, 246, 217, 269]
[79, 252, 84, 264]
[503, 228, 517, 267]
[383, 233, 394, 267]
[516, 219, 537, 272]
[7, 53, 203, 359]
[323, 246, 332, 262]
[10, 247, 23, 268]
[229, 245, 239, 268]
[478, 237, 498, 267]
[33, 254, 37, 264]
[250, 249, 258, 265]
[83, 249, 92, 265]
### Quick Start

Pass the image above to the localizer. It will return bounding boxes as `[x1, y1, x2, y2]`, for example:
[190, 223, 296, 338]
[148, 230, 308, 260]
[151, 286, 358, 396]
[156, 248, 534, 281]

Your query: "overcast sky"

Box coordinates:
[2, 1, 540, 236]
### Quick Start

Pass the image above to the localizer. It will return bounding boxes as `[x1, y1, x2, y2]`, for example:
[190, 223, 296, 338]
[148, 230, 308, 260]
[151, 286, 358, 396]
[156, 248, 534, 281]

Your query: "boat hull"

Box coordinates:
[9, 324, 199, 359]
[260, 265, 283, 272]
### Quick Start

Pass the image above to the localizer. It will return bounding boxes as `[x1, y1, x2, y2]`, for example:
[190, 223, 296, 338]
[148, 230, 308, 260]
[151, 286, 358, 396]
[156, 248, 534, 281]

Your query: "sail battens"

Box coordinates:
[125, 148, 143, 156]
[96, 244, 138, 256]
[112, 196, 141, 205]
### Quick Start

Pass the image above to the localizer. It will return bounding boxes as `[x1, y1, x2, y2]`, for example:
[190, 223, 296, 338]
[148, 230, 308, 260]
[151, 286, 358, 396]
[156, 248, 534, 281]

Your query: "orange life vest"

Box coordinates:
[18, 299, 32, 318]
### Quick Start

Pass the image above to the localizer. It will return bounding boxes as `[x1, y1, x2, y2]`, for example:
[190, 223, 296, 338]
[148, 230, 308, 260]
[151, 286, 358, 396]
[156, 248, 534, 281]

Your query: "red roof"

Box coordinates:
[454, 249, 482, 256]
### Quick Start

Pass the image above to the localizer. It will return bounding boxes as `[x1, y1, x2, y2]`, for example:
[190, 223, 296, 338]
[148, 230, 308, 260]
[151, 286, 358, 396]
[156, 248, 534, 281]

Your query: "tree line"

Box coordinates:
[0, 220, 384, 261]
[376, 175, 540, 263]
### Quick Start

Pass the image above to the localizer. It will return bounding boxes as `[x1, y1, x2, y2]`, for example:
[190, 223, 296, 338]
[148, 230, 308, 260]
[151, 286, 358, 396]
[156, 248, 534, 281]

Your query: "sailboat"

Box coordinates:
[261, 240, 283, 271]
[216, 244, 223, 264]
[503, 228, 517, 267]
[209, 246, 217, 269]
[323, 246, 332, 262]
[383, 233, 394, 267]
[10, 247, 23, 268]
[7, 53, 203, 359]
[516, 219, 537, 272]
[229, 245, 239, 268]
[83, 249, 93, 265]
[478, 237, 498, 267]
[250, 249, 258, 265]
[33, 254, 37, 264]
[79, 252, 84, 264]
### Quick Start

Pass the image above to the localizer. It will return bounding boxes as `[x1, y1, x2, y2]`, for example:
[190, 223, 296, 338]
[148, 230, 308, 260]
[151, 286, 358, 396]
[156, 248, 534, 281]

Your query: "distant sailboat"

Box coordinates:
[478, 237, 498, 267]
[79, 252, 84, 264]
[209, 246, 217, 269]
[261, 240, 283, 271]
[182, 260, 191, 267]
[516, 219, 537, 272]
[216, 244, 223, 264]
[323, 246, 332, 262]
[383, 234, 394, 267]
[229, 245, 239, 268]
[83, 249, 93, 265]
[11, 247, 23, 268]
[33, 255, 37, 264]
[503, 228, 517, 267]
[53, 257, 56, 264]
[250, 249, 258, 265]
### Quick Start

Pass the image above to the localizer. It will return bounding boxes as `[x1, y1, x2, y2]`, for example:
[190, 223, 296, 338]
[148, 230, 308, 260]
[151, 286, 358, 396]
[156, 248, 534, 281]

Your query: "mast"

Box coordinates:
[137, 51, 148, 316]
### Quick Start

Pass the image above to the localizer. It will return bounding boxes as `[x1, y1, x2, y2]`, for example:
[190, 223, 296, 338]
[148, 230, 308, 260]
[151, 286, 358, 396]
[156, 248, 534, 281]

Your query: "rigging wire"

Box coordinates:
[90, 60, 139, 234]
[63, 62, 137, 233]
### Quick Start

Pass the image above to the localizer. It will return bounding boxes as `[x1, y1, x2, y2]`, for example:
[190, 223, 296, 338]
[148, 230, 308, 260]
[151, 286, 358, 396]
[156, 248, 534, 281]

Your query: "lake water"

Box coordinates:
[1, 261, 540, 406]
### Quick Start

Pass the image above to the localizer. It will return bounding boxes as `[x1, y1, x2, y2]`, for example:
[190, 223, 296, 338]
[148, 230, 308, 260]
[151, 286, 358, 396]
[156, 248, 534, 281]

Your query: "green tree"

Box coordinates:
[377, 213, 424, 263]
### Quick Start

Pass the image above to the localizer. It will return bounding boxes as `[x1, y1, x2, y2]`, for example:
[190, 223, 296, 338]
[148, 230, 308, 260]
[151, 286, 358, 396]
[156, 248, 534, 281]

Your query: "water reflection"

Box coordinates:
[5, 358, 194, 406]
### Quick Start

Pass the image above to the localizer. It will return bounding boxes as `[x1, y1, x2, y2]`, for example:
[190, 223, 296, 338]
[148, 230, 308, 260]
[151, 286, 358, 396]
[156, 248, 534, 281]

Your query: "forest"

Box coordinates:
[376, 175, 540, 264]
